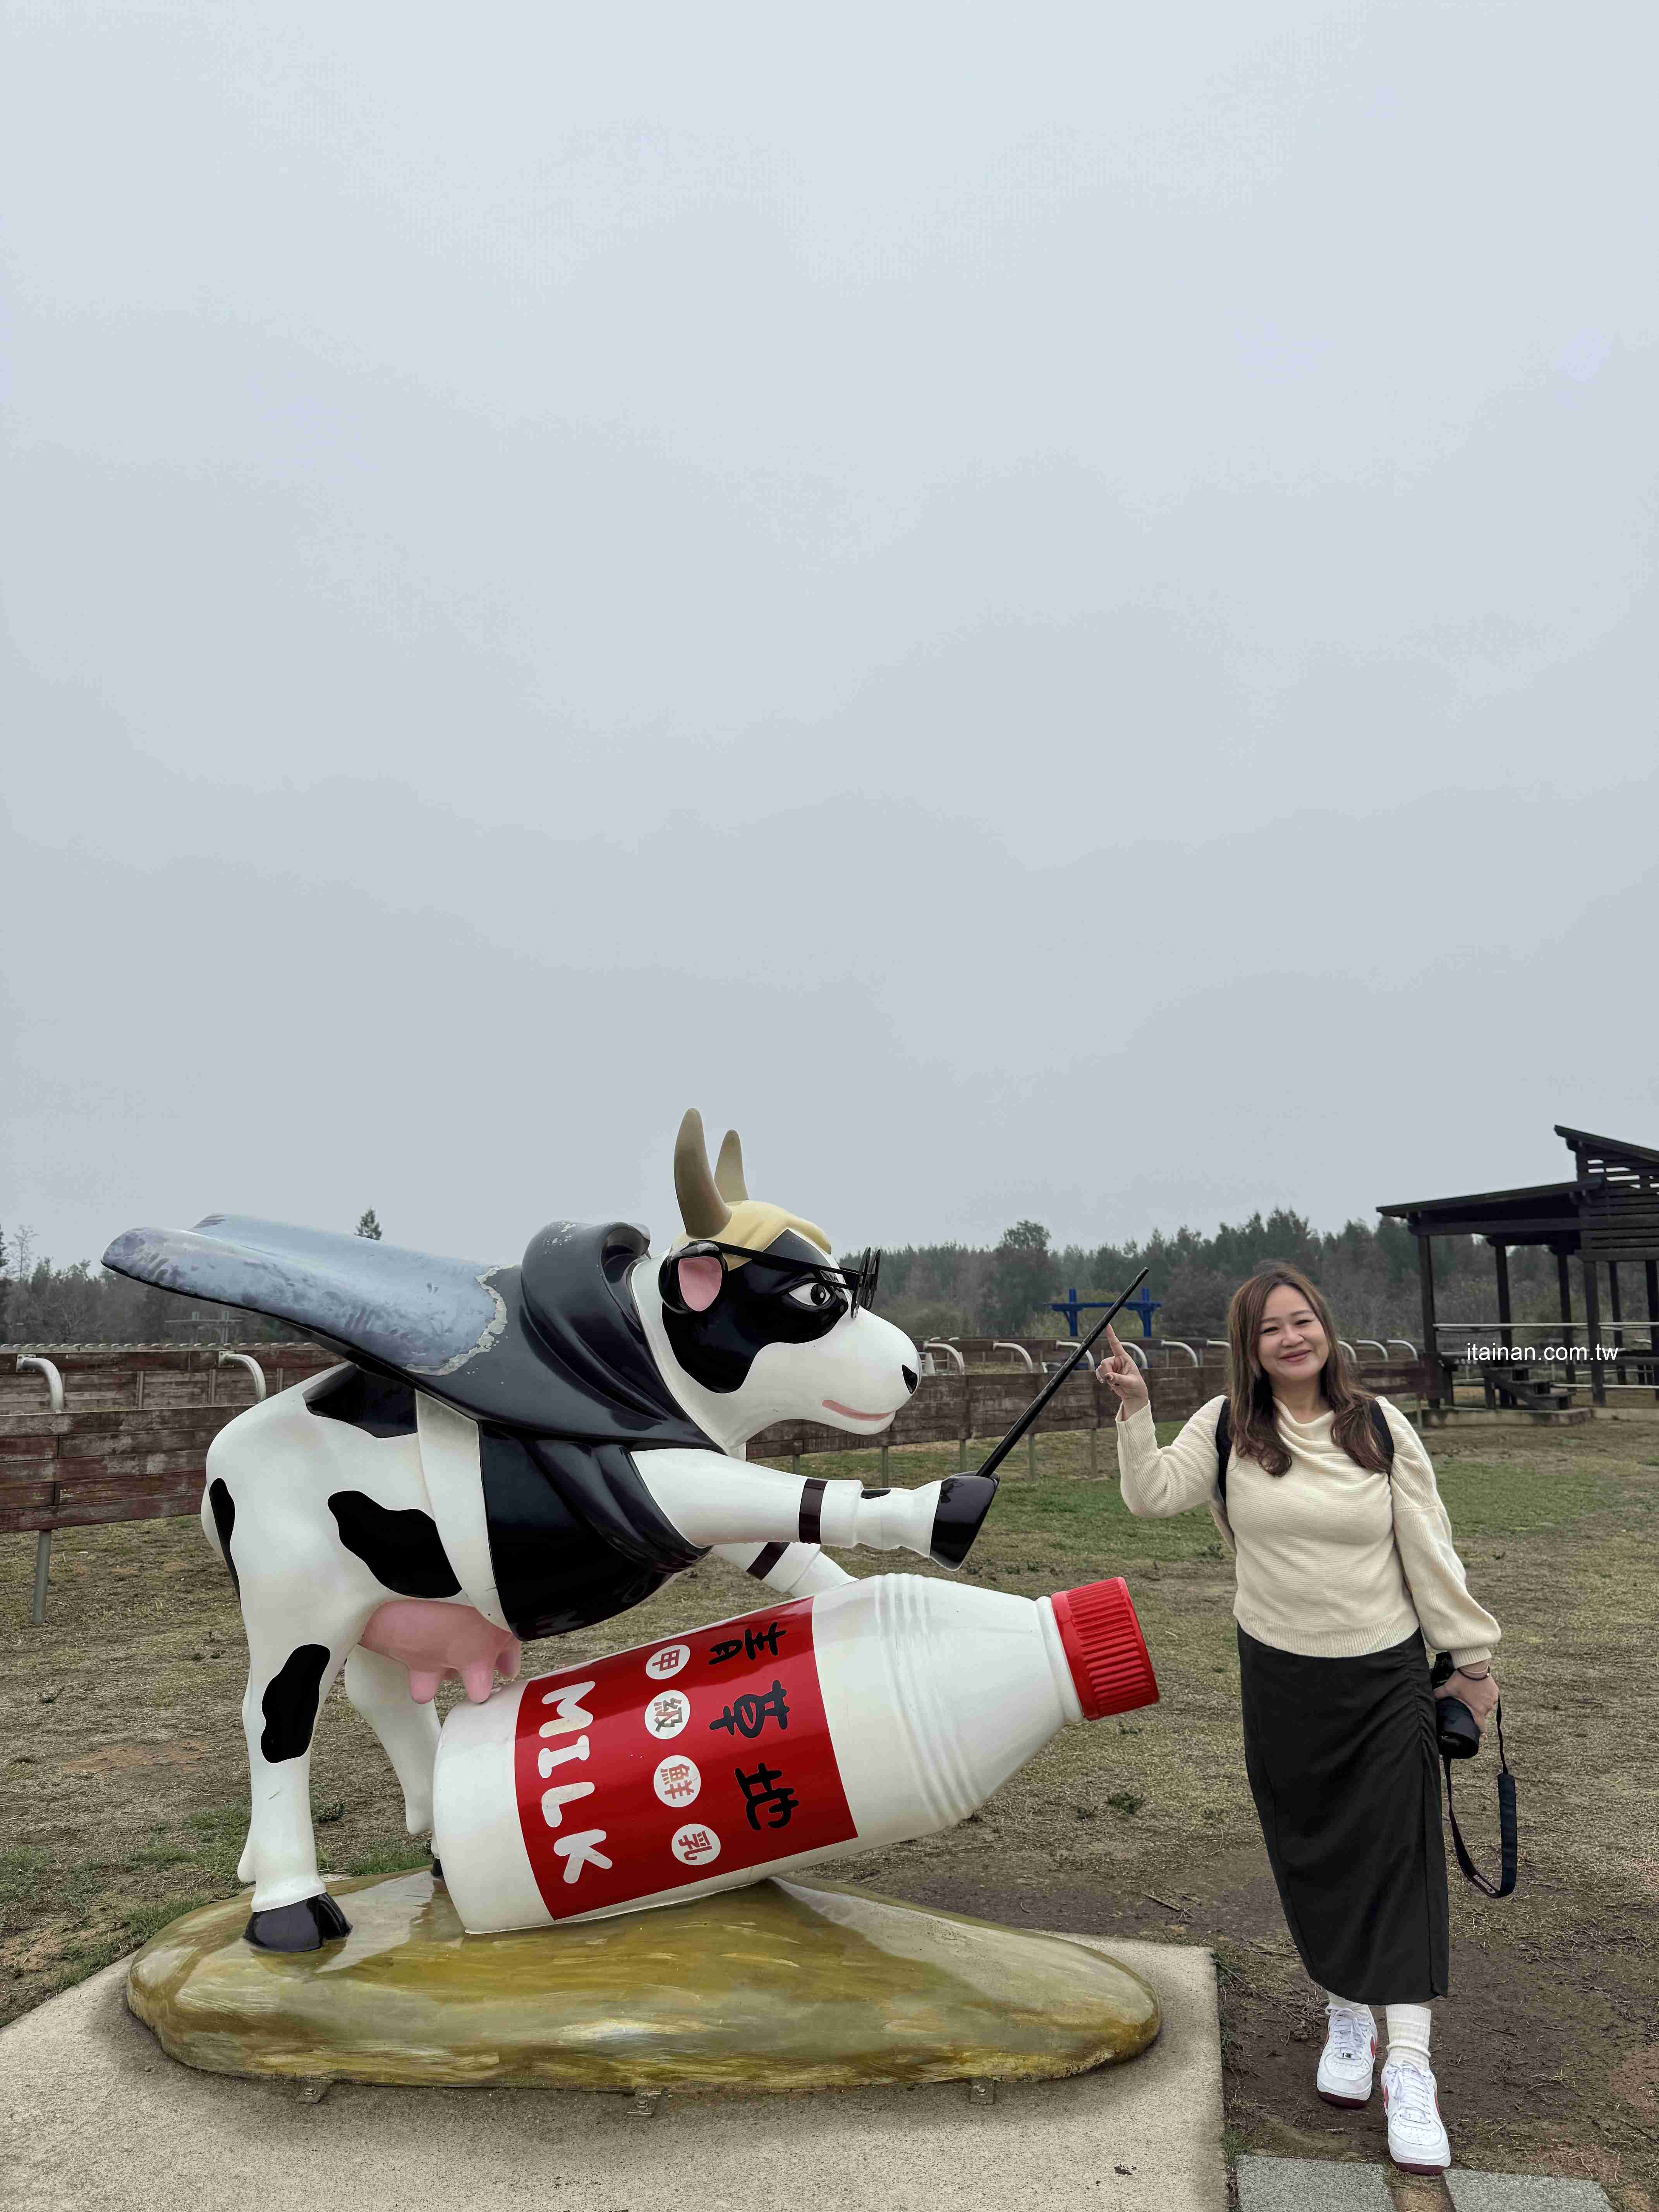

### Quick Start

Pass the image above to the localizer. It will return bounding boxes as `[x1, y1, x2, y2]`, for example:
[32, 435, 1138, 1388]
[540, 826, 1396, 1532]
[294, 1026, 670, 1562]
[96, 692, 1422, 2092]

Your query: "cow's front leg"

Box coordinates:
[239, 1617, 359, 1951]
[343, 1645, 442, 1837]
[637, 1450, 998, 1569]
[713, 1540, 854, 1596]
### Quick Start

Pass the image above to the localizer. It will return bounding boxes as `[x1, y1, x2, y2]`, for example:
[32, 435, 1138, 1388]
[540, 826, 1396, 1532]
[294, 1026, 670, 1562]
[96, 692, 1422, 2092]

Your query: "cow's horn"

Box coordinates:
[674, 1109, 732, 1240]
[715, 1128, 748, 1203]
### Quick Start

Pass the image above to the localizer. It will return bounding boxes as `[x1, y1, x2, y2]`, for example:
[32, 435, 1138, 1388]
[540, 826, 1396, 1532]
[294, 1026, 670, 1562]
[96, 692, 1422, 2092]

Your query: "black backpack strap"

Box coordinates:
[1214, 1398, 1231, 1501]
[1443, 1706, 1518, 1898]
[1369, 1399, 1396, 1464]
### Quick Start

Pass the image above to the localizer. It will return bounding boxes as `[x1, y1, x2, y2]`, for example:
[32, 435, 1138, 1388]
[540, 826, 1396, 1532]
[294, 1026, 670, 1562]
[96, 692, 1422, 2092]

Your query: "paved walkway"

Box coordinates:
[0, 1937, 1225, 2212]
[1238, 2156, 1614, 2211]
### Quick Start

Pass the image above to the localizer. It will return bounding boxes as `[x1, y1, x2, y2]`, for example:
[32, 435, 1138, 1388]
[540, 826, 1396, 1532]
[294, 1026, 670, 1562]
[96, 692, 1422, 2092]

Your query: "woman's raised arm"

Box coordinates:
[1114, 1391, 1228, 1518]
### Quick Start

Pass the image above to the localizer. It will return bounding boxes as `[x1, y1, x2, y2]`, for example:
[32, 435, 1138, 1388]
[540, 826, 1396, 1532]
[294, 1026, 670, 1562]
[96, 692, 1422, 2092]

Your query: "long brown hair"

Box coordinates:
[1224, 1265, 1389, 1478]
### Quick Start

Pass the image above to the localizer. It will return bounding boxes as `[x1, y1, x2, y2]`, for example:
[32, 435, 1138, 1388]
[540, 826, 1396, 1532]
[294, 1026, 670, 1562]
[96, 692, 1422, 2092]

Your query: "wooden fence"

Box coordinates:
[1, 1341, 1429, 1619]
[0, 1345, 338, 1537]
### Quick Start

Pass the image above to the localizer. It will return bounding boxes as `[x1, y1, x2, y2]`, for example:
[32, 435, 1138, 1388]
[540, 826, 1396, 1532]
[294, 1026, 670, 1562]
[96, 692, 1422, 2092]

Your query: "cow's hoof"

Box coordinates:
[243, 1892, 352, 1953]
[929, 1473, 1000, 1568]
[429, 1856, 445, 1883]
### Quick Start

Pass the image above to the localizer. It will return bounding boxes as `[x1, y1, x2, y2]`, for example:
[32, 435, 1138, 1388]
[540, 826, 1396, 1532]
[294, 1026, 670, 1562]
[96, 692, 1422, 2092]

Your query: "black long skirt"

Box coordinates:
[1237, 1625, 1449, 2004]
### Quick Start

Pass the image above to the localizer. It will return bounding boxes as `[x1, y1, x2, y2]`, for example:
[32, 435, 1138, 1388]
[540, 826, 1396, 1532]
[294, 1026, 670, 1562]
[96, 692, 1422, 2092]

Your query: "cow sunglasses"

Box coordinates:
[676, 1240, 881, 1314]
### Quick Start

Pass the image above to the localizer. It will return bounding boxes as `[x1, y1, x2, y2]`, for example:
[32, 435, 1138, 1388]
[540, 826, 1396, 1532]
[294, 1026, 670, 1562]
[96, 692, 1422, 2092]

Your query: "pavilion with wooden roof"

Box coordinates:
[1377, 1125, 1659, 1407]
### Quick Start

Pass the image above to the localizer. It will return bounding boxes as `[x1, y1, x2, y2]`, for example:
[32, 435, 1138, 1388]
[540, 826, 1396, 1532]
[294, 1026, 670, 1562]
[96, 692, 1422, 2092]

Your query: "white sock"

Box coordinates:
[1323, 1990, 1374, 2022]
[1385, 2002, 1433, 2065]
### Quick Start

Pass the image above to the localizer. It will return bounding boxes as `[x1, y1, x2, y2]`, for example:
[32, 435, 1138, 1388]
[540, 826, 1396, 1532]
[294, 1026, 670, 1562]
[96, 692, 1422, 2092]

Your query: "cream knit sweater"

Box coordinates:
[1115, 1395, 1499, 1665]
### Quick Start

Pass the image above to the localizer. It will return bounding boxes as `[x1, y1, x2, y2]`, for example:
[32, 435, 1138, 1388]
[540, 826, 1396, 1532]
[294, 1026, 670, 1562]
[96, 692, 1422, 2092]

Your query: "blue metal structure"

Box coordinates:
[1050, 1284, 1161, 1340]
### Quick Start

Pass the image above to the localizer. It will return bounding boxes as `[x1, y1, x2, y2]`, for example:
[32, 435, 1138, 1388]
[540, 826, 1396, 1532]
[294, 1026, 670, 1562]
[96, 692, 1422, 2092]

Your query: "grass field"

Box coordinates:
[3, 1409, 1656, 2207]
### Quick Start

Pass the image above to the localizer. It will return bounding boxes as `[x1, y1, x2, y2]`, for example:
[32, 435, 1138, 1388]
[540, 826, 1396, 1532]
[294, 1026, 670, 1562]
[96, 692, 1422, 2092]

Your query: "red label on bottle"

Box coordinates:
[512, 1594, 857, 1920]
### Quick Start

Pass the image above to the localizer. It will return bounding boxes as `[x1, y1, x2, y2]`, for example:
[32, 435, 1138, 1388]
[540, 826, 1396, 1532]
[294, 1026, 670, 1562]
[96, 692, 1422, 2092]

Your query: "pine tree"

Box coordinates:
[984, 1220, 1057, 1334]
[355, 1209, 383, 1241]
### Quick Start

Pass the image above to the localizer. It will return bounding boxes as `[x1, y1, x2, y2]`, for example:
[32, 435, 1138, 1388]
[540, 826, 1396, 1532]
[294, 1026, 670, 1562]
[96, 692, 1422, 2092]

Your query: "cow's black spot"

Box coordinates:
[309, 1365, 417, 1437]
[207, 1478, 240, 1596]
[328, 1491, 460, 1597]
[860, 1486, 891, 1500]
[659, 1230, 845, 1395]
[259, 1644, 332, 1764]
[244, 1891, 351, 1952]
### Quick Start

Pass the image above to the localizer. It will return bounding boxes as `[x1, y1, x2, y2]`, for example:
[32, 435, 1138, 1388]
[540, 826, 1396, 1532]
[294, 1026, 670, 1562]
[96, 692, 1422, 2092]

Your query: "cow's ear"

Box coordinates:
[661, 1251, 724, 1315]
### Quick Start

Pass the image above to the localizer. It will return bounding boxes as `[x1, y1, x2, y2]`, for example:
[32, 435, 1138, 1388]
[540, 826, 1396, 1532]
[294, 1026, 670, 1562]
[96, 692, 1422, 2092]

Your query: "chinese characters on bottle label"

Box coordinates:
[512, 1595, 856, 1919]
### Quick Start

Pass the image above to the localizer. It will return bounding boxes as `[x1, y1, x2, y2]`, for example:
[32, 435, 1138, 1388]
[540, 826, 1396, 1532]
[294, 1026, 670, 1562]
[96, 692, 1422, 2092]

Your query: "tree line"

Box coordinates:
[0, 1213, 382, 1345]
[856, 1211, 1573, 1351]
[0, 1205, 1570, 1351]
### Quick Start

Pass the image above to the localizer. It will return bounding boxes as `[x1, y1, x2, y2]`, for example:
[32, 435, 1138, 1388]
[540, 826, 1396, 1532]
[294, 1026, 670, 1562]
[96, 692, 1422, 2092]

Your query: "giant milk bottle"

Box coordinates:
[433, 1576, 1157, 1934]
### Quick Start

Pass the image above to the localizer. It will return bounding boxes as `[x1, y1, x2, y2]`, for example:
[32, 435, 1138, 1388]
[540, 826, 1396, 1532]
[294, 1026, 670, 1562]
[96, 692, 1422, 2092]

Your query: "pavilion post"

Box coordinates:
[1482, 1239, 1511, 1408]
[1608, 1262, 1625, 1384]
[1645, 1259, 1659, 1403]
[1580, 1253, 1606, 1407]
[1491, 1238, 1512, 1351]
[1415, 1228, 1443, 1408]
[1555, 1247, 1573, 1326]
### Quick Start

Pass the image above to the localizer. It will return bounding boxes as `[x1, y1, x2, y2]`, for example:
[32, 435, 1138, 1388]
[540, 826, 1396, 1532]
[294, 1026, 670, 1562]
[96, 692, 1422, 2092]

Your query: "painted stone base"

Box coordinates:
[125, 1869, 1159, 2093]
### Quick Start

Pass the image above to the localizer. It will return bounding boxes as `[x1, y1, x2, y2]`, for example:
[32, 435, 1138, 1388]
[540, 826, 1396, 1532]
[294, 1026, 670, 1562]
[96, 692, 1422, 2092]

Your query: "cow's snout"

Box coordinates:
[731, 1307, 917, 1439]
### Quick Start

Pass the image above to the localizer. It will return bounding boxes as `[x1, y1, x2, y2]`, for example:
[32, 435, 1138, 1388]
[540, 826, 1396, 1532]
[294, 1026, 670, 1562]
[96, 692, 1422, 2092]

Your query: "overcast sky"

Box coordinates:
[4, 0, 1655, 1274]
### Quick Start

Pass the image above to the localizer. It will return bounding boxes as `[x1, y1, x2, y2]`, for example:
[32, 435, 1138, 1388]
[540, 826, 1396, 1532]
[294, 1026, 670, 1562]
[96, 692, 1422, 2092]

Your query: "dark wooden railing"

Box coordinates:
[2, 1342, 1429, 1620]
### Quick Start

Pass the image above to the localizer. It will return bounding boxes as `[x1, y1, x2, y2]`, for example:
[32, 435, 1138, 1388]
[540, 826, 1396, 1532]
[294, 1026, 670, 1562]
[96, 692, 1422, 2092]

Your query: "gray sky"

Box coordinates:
[4, 0, 1656, 1272]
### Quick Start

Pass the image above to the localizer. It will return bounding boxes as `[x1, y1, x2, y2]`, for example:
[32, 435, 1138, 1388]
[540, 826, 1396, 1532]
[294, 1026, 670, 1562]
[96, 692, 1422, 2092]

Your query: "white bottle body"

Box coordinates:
[434, 1575, 1087, 1934]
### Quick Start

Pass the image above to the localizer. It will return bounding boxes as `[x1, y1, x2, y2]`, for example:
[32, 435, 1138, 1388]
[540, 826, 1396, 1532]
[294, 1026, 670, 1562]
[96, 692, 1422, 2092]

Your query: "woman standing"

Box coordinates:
[1101, 1266, 1501, 2177]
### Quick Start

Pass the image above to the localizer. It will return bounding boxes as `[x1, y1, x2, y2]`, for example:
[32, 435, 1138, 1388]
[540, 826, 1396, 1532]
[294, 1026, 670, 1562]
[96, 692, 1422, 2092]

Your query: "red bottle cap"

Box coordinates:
[1048, 1578, 1159, 1720]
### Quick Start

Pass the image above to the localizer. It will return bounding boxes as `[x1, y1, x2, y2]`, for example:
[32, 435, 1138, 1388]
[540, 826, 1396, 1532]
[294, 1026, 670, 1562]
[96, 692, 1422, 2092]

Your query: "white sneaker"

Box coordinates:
[1315, 2002, 1375, 2107]
[1381, 2055, 1451, 2173]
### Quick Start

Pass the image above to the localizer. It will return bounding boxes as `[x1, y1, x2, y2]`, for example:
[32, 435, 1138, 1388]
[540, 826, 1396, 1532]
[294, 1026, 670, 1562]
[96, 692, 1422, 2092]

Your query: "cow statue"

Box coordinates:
[102, 1111, 998, 1953]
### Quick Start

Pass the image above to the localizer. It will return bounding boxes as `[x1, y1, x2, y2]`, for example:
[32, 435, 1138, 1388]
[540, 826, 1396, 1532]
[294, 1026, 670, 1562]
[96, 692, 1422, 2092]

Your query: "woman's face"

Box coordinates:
[1256, 1283, 1330, 1389]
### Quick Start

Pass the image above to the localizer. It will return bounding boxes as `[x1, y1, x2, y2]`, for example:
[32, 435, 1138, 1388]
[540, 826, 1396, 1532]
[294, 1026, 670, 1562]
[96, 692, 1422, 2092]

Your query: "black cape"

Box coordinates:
[103, 1216, 715, 1637]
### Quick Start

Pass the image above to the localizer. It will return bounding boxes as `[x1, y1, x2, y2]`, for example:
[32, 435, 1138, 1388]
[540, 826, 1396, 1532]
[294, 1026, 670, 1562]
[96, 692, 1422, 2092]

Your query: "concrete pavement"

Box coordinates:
[1237, 2158, 1395, 2209]
[1237, 2158, 1615, 2212]
[1446, 2173, 1615, 2211]
[0, 1936, 1226, 2212]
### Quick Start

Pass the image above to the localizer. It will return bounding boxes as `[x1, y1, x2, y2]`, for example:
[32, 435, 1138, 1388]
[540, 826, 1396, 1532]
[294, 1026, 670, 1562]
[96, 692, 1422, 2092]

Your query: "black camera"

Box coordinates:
[1429, 1654, 1516, 1897]
[1429, 1652, 1483, 1760]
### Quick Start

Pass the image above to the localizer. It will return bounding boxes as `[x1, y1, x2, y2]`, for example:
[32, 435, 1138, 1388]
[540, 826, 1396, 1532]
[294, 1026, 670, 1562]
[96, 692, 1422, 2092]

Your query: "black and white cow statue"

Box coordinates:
[102, 1111, 997, 1953]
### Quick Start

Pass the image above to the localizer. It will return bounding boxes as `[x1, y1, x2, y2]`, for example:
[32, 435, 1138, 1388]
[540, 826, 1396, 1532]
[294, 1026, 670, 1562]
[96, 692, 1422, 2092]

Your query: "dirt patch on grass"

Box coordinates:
[2, 1414, 1656, 2204]
[57, 1740, 209, 1776]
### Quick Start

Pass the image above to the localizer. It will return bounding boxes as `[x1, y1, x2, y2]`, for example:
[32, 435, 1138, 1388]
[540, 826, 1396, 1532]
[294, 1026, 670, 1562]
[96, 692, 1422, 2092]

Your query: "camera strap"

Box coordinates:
[1442, 1704, 1518, 1898]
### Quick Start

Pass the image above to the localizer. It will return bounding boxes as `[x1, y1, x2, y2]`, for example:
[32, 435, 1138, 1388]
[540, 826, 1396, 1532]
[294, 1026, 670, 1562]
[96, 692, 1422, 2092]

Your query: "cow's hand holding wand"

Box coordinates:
[1099, 1324, 1151, 1419]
